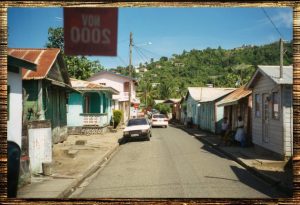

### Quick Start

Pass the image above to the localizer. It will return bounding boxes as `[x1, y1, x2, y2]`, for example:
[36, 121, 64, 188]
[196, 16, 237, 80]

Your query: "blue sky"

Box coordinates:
[8, 7, 293, 69]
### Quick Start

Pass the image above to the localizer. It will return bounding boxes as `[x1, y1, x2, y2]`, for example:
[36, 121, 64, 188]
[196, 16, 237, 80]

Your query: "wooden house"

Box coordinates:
[162, 98, 181, 121]
[217, 86, 252, 144]
[88, 70, 139, 122]
[185, 87, 235, 132]
[67, 78, 119, 134]
[197, 87, 235, 133]
[8, 48, 74, 144]
[246, 65, 293, 159]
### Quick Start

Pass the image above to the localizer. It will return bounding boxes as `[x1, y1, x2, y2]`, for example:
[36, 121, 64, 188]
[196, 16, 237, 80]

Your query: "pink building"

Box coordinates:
[87, 70, 139, 122]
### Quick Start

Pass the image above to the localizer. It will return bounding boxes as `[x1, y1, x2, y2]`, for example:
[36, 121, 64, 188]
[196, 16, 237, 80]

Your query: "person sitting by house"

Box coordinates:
[219, 117, 230, 146]
[234, 116, 246, 147]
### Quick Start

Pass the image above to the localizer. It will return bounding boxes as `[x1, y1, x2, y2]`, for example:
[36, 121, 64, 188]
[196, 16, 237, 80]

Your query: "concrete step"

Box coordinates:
[66, 150, 79, 158]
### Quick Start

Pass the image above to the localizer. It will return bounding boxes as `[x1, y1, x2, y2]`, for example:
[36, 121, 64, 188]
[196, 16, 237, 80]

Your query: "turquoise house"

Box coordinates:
[186, 87, 235, 133]
[67, 78, 119, 134]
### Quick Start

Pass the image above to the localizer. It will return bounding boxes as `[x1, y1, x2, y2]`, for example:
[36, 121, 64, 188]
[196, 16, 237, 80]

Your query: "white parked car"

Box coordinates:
[121, 118, 152, 144]
[151, 114, 169, 128]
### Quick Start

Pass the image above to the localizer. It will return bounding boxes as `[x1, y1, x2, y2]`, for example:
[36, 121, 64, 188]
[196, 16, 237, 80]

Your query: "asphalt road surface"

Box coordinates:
[72, 125, 285, 198]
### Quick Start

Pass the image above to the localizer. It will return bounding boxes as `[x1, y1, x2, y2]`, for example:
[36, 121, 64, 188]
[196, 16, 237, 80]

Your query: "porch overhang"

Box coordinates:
[217, 100, 238, 107]
[45, 78, 80, 93]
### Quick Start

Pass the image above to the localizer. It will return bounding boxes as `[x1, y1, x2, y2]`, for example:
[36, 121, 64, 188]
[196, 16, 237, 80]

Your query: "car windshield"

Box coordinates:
[127, 118, 148, 126]
[153, 114, 166, 118]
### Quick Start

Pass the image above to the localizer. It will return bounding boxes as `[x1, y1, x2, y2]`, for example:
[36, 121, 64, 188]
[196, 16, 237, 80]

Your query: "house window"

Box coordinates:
[255, 94, 261, 117]
[124, 82, 129, 92]
[272, 92, 279, 119]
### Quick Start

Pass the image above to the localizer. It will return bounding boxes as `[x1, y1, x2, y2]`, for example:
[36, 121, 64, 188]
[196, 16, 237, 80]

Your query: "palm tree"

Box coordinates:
[159, 82, 173, 100]
[139, 81, 155, 108]
[178, 81, 187, 98]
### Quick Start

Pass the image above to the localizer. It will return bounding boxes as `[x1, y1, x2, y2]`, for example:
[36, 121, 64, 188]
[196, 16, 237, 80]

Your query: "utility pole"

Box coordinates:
[279, 38, 283, 79]
[128, 32, 133, 121]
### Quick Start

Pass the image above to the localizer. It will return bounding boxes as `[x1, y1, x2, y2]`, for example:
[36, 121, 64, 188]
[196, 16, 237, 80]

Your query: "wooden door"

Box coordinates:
[262, 93, 269, 143]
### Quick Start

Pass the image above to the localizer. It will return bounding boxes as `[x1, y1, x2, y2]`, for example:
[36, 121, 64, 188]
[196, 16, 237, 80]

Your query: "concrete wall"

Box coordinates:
[7, 71, 23, 148]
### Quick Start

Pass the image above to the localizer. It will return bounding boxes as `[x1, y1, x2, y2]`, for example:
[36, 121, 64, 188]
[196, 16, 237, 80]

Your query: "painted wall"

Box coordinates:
[186, 94, 199, 125]
[251, 75, 290, 157]
[7, 71, 23, 148]
[282, 85, 293, 157]
[67, 92, 84, 127]
[67, 92, 112, 127]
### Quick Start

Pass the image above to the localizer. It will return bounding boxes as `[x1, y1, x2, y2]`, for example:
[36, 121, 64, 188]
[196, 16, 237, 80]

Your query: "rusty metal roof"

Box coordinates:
[8, 48, 61, 80]
[70, 78, 119, 94]
[217, 85, 252, 107]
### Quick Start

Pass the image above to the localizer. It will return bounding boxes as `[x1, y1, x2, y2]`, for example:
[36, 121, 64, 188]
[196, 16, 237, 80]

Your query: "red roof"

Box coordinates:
[8, 48, 61, 80]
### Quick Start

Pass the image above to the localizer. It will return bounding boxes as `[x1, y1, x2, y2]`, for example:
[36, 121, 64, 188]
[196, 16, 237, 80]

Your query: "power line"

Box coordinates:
[261, 8, 284, 39]
[134, 47, 148, 63]
[135, 46, 151, 62]
[117, 56, 128, 67]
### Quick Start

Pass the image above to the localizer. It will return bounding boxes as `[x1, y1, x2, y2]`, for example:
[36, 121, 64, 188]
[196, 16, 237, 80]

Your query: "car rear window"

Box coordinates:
[153, 114, 166, 118]
[127, 118, 148, 126]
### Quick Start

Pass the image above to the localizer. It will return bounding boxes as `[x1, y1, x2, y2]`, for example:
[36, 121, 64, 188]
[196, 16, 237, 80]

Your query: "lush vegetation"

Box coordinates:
[154, 103, 171, 115]
[45, 27, 104, 80]
[136, 41, 293, 107]
[113, 110, 123, 128]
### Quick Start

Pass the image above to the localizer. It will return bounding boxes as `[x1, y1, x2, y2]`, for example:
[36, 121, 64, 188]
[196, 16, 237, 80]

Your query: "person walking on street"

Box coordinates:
[235, 116, 246, 147]
[219, 117, 229, 146]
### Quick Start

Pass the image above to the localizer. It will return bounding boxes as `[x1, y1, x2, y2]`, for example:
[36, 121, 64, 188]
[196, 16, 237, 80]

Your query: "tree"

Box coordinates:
[45, 27, 104, 80]
[139, 81, 156, 108]
[158, 82, 173, 100]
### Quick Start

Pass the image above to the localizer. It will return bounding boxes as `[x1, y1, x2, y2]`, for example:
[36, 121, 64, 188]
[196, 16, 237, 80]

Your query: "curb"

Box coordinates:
[58, 143, 120, 198]
[175, 124, 292, 196]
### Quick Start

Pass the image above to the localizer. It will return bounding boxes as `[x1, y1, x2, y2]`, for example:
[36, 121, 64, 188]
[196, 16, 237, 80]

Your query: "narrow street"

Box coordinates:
[71, 125, 284, 198]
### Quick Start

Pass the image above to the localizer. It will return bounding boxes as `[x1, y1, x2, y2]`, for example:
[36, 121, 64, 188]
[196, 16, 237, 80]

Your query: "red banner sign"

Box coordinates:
[64, 8, 118, 56]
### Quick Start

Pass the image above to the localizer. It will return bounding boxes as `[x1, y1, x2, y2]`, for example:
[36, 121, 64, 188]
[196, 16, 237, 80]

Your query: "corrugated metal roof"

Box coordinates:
[187, 87, 236, 102]
[247, 65, 292, 88]
[217, 86, 252, 107]
[70, 78, 119, 94]
[88, 70, 138, 82]
[8, 48, 60, 80]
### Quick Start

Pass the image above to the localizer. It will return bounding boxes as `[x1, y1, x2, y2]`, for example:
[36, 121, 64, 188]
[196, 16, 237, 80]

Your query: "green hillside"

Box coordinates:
[136, 40, 292, 106]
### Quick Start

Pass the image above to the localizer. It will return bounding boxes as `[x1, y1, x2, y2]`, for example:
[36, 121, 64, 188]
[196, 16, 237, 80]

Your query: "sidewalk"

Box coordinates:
[171, 122, 293, 196]
[17, 129, 123, 198]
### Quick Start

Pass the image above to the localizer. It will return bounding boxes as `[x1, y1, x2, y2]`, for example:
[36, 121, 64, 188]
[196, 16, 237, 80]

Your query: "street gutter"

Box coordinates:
[58, 143, 120, 198]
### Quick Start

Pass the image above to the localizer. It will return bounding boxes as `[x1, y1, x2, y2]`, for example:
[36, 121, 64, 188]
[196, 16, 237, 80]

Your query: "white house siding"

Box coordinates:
[282, 85, 293, 157]
[7, 71, 23, 148]
[252, 75, 284, 156]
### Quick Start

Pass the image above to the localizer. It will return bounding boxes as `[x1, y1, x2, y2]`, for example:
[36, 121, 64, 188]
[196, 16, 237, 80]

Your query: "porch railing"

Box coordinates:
[80, 113, 109, 127]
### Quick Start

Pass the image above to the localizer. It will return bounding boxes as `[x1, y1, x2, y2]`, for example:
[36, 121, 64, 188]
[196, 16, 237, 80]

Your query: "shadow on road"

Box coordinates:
[229, 165, 288, 198]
